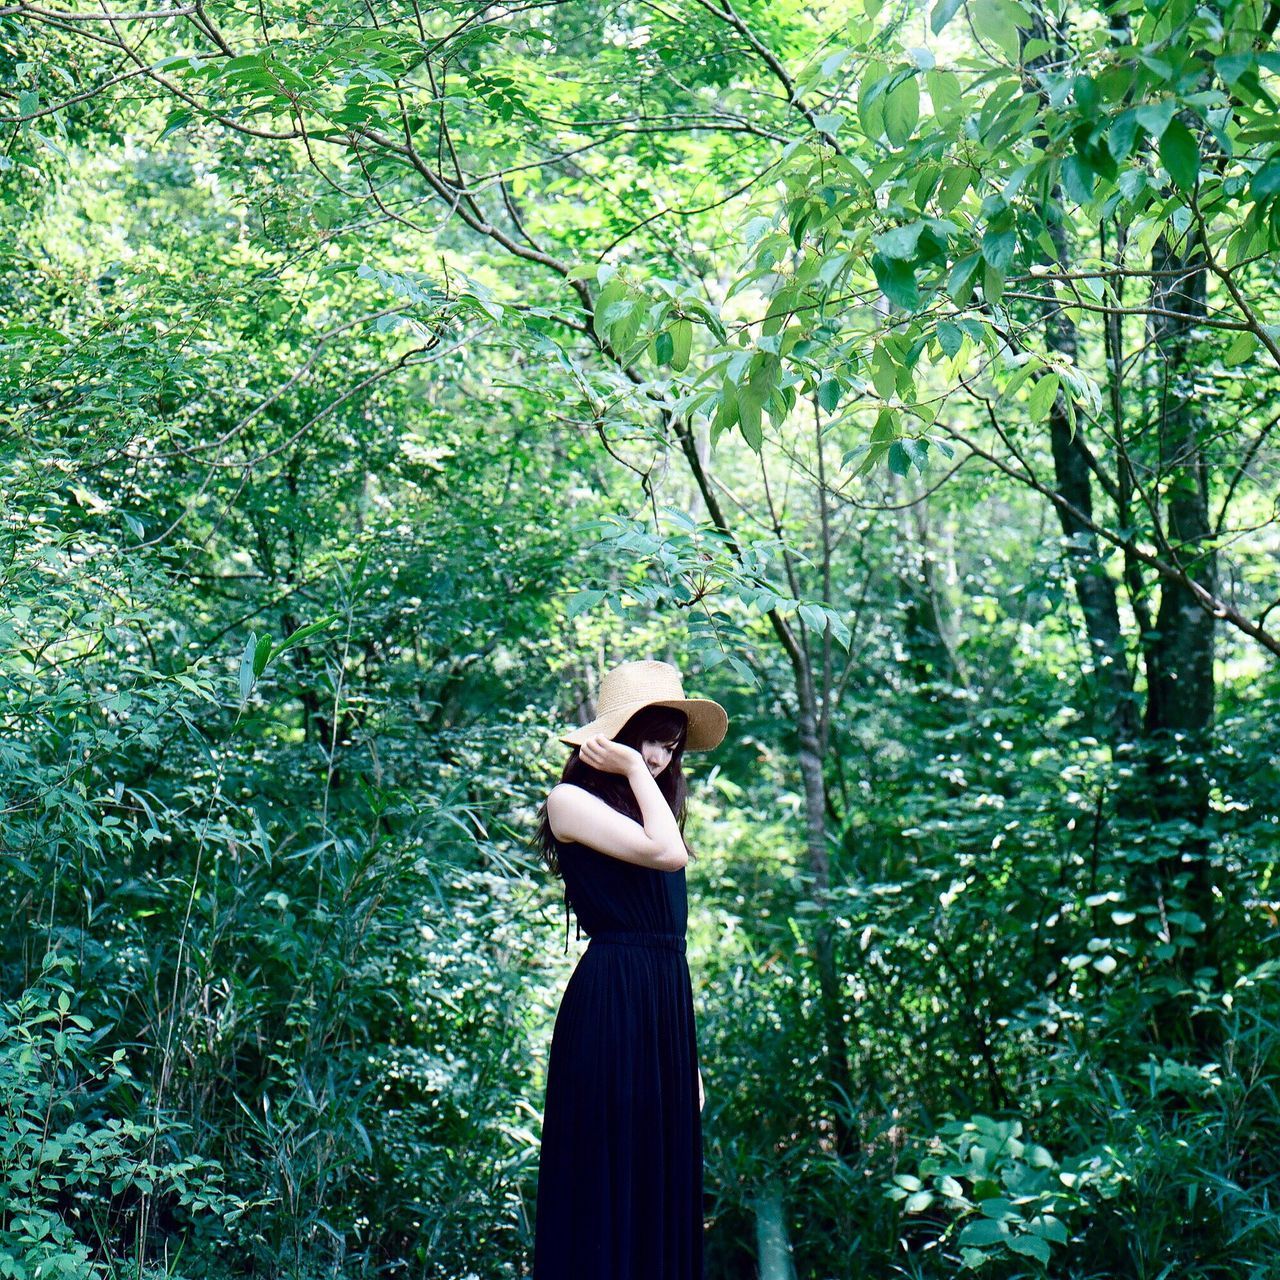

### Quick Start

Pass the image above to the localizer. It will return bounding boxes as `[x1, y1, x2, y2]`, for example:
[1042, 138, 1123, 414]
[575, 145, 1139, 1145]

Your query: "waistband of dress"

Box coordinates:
[588, 930, 687, 954]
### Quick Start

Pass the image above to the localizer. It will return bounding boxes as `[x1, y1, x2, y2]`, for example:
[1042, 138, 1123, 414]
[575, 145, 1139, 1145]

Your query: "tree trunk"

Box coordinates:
[1138, 230, 1220, 1037]
[753, 1179, 799, 1280]
[1043, 281, 1140, 746]
[670, 413, 858, 1161]
[1027, 10, 1139, 747]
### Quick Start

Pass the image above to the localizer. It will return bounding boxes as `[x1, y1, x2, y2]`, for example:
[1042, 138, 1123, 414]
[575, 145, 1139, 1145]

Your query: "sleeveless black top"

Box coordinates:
[556, 833, 690, 950]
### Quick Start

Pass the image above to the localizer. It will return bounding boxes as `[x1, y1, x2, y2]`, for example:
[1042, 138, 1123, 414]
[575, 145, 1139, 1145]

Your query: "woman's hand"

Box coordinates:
[579, 733, 645, 778]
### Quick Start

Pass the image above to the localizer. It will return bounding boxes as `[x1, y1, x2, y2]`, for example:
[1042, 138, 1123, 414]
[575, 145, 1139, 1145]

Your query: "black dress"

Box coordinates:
[533, 836, 703, 1280]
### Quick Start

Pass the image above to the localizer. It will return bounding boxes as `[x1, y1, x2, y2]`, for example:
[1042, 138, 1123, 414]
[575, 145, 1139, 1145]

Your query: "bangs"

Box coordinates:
[629, 704, 688, 746]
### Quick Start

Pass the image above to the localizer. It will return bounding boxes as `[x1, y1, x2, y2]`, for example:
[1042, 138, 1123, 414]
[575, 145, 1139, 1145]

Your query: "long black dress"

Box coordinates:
[533, 835, 703, 1280]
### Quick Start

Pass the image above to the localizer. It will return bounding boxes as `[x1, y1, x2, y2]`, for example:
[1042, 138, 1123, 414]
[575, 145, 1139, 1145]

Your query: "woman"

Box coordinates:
[531, 658, 728, 1280]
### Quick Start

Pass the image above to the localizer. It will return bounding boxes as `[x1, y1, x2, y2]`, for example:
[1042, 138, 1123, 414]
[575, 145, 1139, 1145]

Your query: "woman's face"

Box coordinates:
[640, 735, 679, 777]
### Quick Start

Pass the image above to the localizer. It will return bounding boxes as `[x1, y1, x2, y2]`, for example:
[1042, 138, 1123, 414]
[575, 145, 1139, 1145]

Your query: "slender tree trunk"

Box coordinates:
[1139, 230, 1220, 1040]
[793, 605, 858, 1163]
[892, 474, 962, 693]
[670, 414, 857, 1159]
[753, 1180, 799, 1280]
[1027, 10, 1139, 747]
[1043, 274, 1140, 745]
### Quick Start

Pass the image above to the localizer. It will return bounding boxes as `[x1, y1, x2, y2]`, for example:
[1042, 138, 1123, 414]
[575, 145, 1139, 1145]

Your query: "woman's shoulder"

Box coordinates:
[546, 782, 596, 818]
[546, 783, 590, 846]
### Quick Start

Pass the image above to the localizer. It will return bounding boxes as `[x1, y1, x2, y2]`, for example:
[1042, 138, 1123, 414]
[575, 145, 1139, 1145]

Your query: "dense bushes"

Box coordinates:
[6, 0, 1280, 1275]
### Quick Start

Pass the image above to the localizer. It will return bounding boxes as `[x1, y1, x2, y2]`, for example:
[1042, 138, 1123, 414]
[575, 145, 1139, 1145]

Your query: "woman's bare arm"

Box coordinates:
[547, 775, 688, 871]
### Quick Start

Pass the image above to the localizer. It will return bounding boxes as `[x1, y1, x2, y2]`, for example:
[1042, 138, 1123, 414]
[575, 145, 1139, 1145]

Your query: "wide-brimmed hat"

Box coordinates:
[558, 658, 728, 752]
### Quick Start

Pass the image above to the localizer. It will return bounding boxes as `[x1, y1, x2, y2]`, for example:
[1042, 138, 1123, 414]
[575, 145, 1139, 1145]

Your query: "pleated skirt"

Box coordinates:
[533, 931, 703, 1280]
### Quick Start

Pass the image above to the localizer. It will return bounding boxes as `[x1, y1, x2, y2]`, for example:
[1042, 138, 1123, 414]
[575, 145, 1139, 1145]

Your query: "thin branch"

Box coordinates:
[936, 421, 1280, 658]
[3, 2, 195, 17]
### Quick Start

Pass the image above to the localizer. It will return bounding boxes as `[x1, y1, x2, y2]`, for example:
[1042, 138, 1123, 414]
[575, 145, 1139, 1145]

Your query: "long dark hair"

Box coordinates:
[533, 704, 696, 879]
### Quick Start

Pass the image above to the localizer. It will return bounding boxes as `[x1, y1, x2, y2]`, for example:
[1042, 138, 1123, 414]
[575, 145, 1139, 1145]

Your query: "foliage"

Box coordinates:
[2, 0, 1280, 1276]
[0, 954, 247, 1279]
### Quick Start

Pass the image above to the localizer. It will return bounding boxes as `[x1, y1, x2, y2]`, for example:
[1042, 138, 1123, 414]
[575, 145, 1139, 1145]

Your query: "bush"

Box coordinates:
[0, 953, 249, 1280]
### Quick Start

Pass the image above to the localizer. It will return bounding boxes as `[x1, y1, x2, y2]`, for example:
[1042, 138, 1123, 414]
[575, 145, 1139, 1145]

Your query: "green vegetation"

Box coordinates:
[3, 0, 1280, 1275]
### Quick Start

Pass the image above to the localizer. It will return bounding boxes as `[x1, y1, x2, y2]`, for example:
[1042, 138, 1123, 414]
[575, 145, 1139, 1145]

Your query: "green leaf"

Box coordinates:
[610, 298, 644, 353]
[825, 608, 852, 650]
[681, 297, 727, 342]
[947, 252, 982, 304]
[158, 107, 196, 141]
[1134, 99, 1176, 140]
[871, 346, 899, 399]
[872, 254, 920, 308]
[817, 377, 842, 412]
[971, 0, 1028, 61]
[1108, 110, 1140, 162]
[887, 441, 913, 475]
[1074, 74, 1100, 117]
[748, 350, 781, 401]
[174, 673, 216, 703]
[655, 330, 674, 366]
[738, 391, 763, 451]
[565, 589, 606, 619]
[884, 75, 920, 147]
[669, 318, 693, 371]
[937, 320, 965, 358]
[1216, 52, 1254, 84]
[1027, 1215, 1069, 1244]
[820, 48, 851, 77]
[1027, 372, 1060, 419]
[927, 69, 963, 119]
[1159, 118, 1199, 191]
[1252, 161, 1280, 200]
[930, 0, 965, 34]
[936, 165, 971, 211]
[873, 221, 926, 260]
[871, 407, 900, 442]
[983, 259, 1006, 302]
[712, 379, 738, 443]
[1061, 154, 1096, 204]
[978, 1196, 1019, 1220]
[1008, 1235, 1052, 1263]
[851, 442, 888, 475]
[277, 614, 338, 654]
[981, 225, 1017, 271]
[798, 602, 829, 633]
[1222, 330, 1256, 366]
[859, 65, 888, 138]
[30, 129, 67, 160]
[252, 633, 273, 678]
[959, 1218, 1009, 1246]
[239, 633, 257, 703]
[592, 279, 628, 340]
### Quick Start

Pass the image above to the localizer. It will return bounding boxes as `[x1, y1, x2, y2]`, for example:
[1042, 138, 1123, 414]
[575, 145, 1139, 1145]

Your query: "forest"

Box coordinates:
[3, 0, 1280, 1276]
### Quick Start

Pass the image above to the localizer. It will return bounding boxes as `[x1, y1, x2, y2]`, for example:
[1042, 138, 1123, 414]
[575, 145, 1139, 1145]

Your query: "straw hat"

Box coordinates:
[559, 659, 728, 752]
